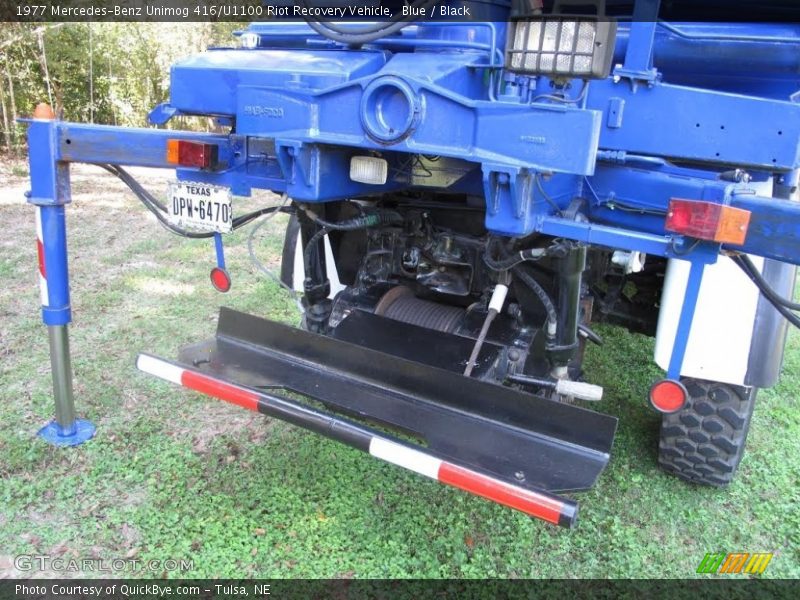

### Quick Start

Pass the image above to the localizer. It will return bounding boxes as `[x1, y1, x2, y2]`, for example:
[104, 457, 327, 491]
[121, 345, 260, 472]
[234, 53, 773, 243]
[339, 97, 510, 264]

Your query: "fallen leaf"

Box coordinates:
[48, 542, 69, 556]
[254, 528, 266, 536]
[20, 533, 42, 546]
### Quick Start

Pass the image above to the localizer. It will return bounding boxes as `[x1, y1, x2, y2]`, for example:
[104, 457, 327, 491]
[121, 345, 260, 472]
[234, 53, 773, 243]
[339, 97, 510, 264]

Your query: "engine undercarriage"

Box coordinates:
[291, 194, 665, 402]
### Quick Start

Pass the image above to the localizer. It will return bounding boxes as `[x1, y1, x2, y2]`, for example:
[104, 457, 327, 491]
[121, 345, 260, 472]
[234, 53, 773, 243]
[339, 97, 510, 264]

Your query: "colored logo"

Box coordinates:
[697, 552, 773, 575]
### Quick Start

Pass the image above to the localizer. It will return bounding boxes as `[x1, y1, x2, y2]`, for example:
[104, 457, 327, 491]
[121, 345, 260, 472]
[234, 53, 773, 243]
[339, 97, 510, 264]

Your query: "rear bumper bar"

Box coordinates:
[137, 353, 578, 527]
[135, 307, 618, 527]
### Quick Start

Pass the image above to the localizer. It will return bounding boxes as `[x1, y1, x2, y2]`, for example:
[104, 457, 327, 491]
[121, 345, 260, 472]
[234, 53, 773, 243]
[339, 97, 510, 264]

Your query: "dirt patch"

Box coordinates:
[170, 404, 271, 455]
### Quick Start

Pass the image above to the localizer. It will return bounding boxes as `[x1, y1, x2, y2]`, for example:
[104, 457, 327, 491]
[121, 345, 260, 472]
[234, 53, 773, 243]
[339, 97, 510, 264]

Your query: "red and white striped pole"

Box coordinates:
[137, 354, 579, 527]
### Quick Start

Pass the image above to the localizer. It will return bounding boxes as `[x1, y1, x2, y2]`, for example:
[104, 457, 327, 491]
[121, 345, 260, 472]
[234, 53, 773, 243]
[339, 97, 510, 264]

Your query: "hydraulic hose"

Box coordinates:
[302, 226, 329, 276]
[299, 204, 402, 274]
[736, 254, 800, 311]
[512, 265, 558, 338]
[484, 244, 547, 271]
[483, 237, 559, 337]
[298, 203, 402, 230]
[732, 254, 800, 329]
[483, 236, 571, 271]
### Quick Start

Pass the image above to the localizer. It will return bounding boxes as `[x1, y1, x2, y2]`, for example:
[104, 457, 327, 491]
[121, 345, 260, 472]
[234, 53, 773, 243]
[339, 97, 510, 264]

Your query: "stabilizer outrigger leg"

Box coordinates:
[28, 107, 95, 447]
[137, 307, 619, 527]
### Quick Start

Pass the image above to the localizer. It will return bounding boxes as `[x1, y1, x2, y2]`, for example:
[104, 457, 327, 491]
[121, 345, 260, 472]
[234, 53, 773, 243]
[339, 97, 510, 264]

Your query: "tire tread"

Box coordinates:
[658, 379, 755, 486]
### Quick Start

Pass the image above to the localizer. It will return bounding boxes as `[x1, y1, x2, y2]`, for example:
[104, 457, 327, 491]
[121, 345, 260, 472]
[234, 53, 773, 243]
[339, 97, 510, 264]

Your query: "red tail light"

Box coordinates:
[666, 199, 751, 246]
[166, 139, 218, 169]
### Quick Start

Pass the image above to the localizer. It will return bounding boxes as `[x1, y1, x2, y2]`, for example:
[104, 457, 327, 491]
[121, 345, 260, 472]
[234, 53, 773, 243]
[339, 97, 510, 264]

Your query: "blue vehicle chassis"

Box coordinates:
[24, 1, 800, 522]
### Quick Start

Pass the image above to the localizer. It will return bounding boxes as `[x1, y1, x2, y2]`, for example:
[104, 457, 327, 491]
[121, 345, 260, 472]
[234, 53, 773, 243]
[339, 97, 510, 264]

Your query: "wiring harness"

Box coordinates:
[100, 164, 293, 238]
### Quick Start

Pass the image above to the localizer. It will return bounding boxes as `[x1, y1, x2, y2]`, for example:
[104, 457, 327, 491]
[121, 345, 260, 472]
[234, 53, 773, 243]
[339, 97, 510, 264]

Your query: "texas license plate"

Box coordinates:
[166, 182, 232, 233]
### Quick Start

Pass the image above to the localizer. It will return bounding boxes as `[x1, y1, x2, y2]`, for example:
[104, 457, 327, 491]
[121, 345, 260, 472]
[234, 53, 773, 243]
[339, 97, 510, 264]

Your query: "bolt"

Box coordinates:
[514, 471, 525, 481]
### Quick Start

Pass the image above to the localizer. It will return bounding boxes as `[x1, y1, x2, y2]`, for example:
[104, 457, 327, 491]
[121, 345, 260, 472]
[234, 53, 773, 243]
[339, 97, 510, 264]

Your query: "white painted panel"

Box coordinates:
[292, 233, 345, 297]
[655, 254, 763, 385]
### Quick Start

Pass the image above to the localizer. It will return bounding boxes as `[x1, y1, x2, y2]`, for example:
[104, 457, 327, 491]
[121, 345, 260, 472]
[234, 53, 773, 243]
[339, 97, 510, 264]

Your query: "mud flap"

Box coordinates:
[137, 307, 617, 527]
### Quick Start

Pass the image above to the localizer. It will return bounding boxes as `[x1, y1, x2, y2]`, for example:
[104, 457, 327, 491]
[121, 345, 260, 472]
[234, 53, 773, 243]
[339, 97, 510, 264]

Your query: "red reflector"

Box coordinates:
[666, 199, 751, 246]
[210, 267, 231, 293]
[166, 139, 218, 169]
[36, 239, 46, 278]
[649, 379, 688, 413]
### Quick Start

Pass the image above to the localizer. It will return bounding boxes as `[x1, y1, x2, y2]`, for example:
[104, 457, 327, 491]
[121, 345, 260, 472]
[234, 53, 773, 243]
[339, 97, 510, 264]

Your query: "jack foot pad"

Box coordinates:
[38, 419, 96, 447]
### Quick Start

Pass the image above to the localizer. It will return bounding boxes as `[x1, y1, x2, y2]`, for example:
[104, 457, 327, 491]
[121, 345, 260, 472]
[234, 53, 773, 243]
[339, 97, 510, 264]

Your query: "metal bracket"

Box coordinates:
[613, 1, 662, 88]
[148, 103, 181, 125]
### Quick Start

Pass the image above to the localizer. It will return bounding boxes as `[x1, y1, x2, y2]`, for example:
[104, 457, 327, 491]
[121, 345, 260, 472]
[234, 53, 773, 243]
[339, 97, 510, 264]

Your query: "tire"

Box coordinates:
[658, 378, 756, 486]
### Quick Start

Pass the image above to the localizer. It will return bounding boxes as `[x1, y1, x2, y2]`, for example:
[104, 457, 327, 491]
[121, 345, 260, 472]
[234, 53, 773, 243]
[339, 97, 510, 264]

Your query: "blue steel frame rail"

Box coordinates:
[25, 111, 800, 443]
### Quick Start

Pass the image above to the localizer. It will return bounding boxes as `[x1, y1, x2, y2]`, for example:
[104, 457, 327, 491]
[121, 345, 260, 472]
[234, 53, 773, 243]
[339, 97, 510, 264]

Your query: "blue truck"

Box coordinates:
[26, 0, 800, 527]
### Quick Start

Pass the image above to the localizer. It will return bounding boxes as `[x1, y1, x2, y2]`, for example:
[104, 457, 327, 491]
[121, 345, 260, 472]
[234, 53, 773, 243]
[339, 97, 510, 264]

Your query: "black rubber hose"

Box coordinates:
[101, 164, 292, 238]
[512, 265, 558, 336]
[738, 254, 800, 311]
[101, 164, 213, 239]
[302, 226, 329, 275]
[299, 204, 402, 230]
[484, 244, 547, 271]
[732, 255, 800, 329]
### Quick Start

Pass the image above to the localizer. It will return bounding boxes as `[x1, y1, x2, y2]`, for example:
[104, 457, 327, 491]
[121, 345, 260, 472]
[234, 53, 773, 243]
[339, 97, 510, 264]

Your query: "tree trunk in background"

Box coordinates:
[4, 57, 17, 148]
[0, 70, 10, 153]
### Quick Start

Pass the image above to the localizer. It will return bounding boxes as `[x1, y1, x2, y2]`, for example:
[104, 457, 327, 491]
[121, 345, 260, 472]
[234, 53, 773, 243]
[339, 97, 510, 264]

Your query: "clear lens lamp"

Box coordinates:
[505, 18, 617, 79]
[350, 156, 388, 185]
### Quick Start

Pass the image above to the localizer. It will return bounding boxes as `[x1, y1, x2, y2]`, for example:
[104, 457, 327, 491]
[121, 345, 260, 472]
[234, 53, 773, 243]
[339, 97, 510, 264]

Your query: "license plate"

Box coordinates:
[166, 182, 232, 233]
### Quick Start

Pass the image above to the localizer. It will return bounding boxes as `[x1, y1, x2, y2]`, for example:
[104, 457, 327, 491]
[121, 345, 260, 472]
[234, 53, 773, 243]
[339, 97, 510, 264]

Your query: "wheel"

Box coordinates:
[658, 378, 757, 486]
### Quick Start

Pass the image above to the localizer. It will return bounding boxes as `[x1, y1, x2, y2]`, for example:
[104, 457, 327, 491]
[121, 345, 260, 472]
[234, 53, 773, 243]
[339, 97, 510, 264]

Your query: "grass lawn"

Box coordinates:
[0, 161, 798, 579]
